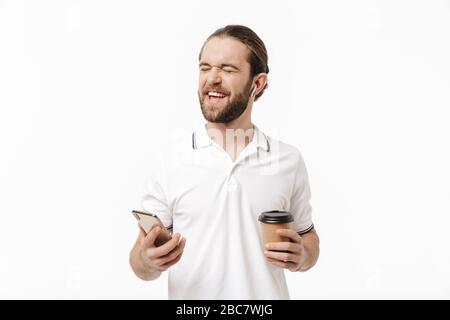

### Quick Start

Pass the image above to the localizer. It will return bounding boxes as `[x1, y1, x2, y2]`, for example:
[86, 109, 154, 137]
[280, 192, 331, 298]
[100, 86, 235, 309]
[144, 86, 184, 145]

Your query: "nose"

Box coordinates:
[206, 67, 222, 85]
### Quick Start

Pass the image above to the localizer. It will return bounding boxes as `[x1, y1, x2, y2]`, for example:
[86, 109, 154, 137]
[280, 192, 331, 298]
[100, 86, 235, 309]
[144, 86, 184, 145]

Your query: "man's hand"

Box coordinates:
[264, 229, 314, 272]
[138, 225, 186, 272]
[130, 225, 186, 281]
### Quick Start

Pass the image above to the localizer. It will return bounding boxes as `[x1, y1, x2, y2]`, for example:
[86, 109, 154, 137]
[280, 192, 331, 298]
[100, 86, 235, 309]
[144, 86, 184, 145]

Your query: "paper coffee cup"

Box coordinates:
[258, 210, 294, 262]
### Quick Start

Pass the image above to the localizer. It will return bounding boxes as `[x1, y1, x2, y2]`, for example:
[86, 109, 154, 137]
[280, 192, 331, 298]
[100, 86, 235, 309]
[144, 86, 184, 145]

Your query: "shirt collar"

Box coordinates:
[192, 123, 270, 152]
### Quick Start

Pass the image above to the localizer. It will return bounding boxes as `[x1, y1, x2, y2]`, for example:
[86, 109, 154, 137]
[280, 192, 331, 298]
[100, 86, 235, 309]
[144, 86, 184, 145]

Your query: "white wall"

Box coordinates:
[0, 0, 449, 299]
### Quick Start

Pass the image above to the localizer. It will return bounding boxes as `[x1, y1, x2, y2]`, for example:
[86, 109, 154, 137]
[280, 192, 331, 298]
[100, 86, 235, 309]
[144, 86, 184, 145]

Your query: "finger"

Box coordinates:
[148, 260, 168, 272]
[141, 249, 164, 271]
[265, 241, 300, 253]
[155, 240, 184, 266]
[142, 226, 161, 248]
[276, 229, 303, 243]
[264, 250, 297, 263]
[142, 247, 170, 269]
[160, 245, 185, 270]
[161, 237, 186, 261]
[268, 259, 298, 271]
[155, 238, 186, 266]
[161, 239, 186, 270]
[152, 233, 181, 257]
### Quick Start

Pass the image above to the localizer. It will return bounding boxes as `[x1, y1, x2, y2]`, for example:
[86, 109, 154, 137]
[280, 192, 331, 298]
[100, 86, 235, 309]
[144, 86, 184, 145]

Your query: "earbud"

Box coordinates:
[250, 85, 257, 98]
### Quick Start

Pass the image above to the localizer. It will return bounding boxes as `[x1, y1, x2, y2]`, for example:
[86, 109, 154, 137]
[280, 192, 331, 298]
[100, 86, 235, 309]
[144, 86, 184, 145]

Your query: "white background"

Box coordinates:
[1, 0, 449, 299]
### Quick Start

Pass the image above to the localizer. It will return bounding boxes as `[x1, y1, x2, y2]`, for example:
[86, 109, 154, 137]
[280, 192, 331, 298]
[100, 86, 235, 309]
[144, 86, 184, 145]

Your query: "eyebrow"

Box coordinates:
[199, 62, 240, 71]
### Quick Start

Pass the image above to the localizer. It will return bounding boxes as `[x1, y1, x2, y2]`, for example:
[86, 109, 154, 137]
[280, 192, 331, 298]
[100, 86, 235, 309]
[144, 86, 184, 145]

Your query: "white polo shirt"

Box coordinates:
[141, 123, 313, 300]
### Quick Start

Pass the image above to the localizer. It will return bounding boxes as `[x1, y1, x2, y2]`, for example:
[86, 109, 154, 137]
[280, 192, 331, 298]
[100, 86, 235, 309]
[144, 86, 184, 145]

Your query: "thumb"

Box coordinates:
[142, 225, 161, 248]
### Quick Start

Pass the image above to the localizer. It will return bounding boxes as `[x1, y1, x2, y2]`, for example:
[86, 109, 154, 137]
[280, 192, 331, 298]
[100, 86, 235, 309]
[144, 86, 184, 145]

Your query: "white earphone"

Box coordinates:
[250, 85, 257, 98]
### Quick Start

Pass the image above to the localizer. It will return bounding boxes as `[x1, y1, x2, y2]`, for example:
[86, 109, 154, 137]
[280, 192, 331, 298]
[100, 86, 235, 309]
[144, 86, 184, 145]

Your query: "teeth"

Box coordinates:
[208, 91, 225, 98]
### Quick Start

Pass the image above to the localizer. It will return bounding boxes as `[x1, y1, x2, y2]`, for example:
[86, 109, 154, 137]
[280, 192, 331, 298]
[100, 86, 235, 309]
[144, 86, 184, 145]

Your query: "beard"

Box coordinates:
[198, 81, 253, 123]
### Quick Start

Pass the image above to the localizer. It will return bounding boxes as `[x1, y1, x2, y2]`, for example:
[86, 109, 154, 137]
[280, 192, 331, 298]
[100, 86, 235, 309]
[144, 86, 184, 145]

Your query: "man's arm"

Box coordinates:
[297, 228, 320, 272]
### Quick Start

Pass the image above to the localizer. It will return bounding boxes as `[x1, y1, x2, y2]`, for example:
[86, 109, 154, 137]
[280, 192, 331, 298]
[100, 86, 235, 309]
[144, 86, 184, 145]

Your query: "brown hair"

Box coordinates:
[199, 25, 269, 101]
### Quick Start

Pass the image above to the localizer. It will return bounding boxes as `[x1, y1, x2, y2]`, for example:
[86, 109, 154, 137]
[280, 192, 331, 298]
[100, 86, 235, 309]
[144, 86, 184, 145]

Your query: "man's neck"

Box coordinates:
[205, 118, 255, 160]
[206, 118, 253, 135]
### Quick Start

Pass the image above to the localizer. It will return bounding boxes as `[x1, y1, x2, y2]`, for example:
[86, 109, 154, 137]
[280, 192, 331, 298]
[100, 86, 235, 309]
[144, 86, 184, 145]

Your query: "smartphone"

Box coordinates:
[132, 210, 172, 246]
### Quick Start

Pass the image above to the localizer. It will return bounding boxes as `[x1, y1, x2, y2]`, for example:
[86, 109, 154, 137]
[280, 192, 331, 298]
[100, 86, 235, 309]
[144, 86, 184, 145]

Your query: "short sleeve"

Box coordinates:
[290, 152, 313, 234]
[140, 154, 173, 229]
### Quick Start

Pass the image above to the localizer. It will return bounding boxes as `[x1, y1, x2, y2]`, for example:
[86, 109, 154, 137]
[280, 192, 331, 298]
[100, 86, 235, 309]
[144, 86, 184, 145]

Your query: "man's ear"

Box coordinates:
[253, 73, 268, 97]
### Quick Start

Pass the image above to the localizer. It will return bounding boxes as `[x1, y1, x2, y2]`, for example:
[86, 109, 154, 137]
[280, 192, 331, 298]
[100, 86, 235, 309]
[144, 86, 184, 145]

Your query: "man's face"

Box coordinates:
[198, 37, 254, 123]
